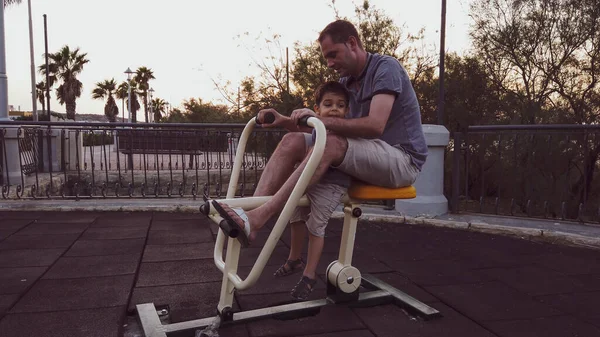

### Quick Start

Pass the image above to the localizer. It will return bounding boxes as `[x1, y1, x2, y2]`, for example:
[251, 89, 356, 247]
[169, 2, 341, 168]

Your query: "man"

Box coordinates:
[212, 19, 427, 246]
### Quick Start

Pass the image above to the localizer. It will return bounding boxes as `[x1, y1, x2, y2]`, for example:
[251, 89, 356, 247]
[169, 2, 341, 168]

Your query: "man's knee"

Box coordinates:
[324, 133, 348, 166]
[276, 132, 306, 159]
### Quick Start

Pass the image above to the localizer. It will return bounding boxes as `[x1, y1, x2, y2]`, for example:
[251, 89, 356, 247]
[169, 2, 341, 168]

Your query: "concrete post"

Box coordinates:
[396, 124, 450, 217]
[1, 127, 23, 185]
[40, 129, 60, 172]
[65, 128, 83, 171]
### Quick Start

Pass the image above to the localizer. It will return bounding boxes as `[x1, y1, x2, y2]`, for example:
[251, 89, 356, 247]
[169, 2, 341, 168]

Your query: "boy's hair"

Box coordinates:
[318, 20, 363, 49]
[314, 81, 350, 106]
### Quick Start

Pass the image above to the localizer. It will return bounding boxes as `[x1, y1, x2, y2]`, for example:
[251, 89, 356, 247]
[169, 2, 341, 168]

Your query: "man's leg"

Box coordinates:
[334, 138, 420, 188]
[218, 133, 348, 242]
[253, 132, 307, 197]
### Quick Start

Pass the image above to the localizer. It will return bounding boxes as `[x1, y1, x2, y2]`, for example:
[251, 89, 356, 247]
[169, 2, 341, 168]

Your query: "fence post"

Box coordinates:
[452, 132, 462, 213]
[396, 124, 450, 216]
[0, 127, 22, 185]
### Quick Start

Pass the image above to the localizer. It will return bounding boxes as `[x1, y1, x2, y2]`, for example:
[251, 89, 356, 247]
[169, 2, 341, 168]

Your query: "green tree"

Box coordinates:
[127, 80, 141, 123]
[134, 66, 155, 123]
[115, 81, 128, 122]
[4, 0, 21, 6]
[38, 45, 89, 120]
[35, 81, 47, 118]
[213, 32, 304, 117]
[469, 0, 600, 210]
[162, 108, 185, 123]
[181, 98, 232, 123]
[150, 97, 167, 122]
[113, 80, 141, 122]
[92, 79, 119, 122]
[470, 0, 600, 124]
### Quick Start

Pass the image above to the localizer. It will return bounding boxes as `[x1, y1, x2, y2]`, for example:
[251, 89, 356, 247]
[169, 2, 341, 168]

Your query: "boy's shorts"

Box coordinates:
[290, 182, 347, 237]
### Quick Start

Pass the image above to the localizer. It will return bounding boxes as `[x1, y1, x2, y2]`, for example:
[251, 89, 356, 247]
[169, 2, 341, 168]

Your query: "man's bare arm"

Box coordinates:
[321, 93, 395, 138]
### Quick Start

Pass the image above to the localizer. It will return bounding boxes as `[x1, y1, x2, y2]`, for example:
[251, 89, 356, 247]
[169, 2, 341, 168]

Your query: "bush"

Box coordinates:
[83, 132, 114, 147]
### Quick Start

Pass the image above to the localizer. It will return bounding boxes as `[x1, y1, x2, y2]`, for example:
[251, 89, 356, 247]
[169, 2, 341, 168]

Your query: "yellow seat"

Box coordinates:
[348, 181, 416, 200]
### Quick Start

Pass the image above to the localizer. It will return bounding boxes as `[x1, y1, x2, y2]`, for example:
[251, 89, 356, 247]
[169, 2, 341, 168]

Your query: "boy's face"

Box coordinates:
[314, 92, 348, 118]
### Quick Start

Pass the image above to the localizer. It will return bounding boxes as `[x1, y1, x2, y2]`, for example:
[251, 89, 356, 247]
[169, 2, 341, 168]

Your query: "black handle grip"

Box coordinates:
[256, 112, 275, 125]
[297, 115, 311, 127]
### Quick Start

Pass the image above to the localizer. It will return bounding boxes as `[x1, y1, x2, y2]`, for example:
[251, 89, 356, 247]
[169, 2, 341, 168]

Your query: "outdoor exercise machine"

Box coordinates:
[135, 113, 441, 336]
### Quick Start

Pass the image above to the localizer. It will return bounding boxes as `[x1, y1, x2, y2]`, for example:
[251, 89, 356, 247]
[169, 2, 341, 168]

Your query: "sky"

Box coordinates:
[4, 0, 475, 116]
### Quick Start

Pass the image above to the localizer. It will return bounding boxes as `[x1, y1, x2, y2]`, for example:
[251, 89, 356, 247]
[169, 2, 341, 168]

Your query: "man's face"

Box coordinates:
[319, 35, 355, 77]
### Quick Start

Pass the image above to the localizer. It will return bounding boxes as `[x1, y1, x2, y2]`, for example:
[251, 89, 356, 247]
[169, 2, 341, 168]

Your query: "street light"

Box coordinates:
[148, 87, 154, 123]
[124, 67, 134, 123]
[437, 0, 447, 126]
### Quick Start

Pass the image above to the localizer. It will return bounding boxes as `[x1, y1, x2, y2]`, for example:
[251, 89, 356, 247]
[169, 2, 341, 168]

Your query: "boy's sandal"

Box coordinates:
[290, 276, 317, 301]
[273, 258, 305, 277]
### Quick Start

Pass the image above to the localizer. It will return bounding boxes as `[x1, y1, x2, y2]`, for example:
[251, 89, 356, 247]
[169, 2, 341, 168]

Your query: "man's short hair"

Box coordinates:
[314, 81, 350, 106]
[318, 20, 363, 48]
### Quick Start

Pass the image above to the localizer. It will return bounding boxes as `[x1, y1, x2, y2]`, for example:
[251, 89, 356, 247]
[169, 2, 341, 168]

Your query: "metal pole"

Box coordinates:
[44, 14, 50, 121]
[437, 0, 447, 125]
[127, 82, 132, 123]
[0, 3, 9, 120]
[27, 0, 37, 121]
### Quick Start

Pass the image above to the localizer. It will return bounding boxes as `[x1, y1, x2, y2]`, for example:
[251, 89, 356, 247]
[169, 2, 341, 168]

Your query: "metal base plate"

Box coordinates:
[135, 274, 441, 337]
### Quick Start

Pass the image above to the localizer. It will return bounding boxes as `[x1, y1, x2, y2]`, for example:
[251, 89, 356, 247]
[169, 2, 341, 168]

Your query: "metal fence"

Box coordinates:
[450, 124, 600, 223]
[0, 121, 285, 200]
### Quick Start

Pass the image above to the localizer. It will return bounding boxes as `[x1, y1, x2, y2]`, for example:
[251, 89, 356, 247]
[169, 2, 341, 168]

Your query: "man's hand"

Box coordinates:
[290, 108, 317, 126]
[256, 108, 286, 128]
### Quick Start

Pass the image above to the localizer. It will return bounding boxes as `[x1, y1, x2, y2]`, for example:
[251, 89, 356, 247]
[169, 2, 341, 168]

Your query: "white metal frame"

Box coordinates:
[135, 116, 441, 336]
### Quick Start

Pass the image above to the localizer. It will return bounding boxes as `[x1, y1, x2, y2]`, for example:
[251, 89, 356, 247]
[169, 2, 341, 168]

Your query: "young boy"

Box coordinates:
[273, 81, 351, 301]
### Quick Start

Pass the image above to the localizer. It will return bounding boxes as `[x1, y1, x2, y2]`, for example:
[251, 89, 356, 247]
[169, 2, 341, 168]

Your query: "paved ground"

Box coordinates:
[1, 210, 600, 337]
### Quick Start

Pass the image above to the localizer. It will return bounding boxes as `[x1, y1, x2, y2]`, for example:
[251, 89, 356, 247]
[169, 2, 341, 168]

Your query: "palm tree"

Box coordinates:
[92, 79, 119, 122]
[38, 45, 89, 120]
[126, 80, 141, 123]
[150, 98, 167, 122]
[35, 81, 46, 118]
[115, 81, 129, 122]
[4, 1, 22, 7]
[134, 66, 155, 123]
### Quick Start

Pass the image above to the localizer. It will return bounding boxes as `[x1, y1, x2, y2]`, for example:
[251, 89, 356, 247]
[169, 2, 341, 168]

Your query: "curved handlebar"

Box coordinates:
[255, 112, 276, 125]
[255, 112, 313, 127]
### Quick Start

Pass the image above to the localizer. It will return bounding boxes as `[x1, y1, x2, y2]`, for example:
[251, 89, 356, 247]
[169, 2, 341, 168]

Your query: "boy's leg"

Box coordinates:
[304, 233, 324, 280]
[290, 183, 346, 300]
[274, 207, 308, 277]
[302, 183, 346, 278]
[289, 220, 307, 260]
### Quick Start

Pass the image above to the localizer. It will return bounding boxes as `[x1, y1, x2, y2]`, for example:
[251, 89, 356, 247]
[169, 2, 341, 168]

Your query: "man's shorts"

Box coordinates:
[290, 182, 346, 238]
[334, 138, 419, 188]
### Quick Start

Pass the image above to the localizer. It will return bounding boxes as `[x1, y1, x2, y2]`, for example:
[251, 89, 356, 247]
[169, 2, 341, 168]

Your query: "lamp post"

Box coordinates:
[124, 67, 135, 170]
[437, 0, 447, 126]
[124, 67, 134, 123]
[148, 87, 154, 123]
[27, 0, 37, 121]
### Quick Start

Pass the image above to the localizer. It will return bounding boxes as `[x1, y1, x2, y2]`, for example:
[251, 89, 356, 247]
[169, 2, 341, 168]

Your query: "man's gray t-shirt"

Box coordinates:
[339, 53, 428, 170]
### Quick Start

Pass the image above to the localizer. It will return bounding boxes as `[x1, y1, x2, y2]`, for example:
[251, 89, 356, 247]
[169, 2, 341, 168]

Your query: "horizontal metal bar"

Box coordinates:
[468, 124, 600, 131]
[361, 274, 441, 319]
[0, 120, 285, 130]
[136, 303, 168, 337]
[162, 290, 392, 335]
